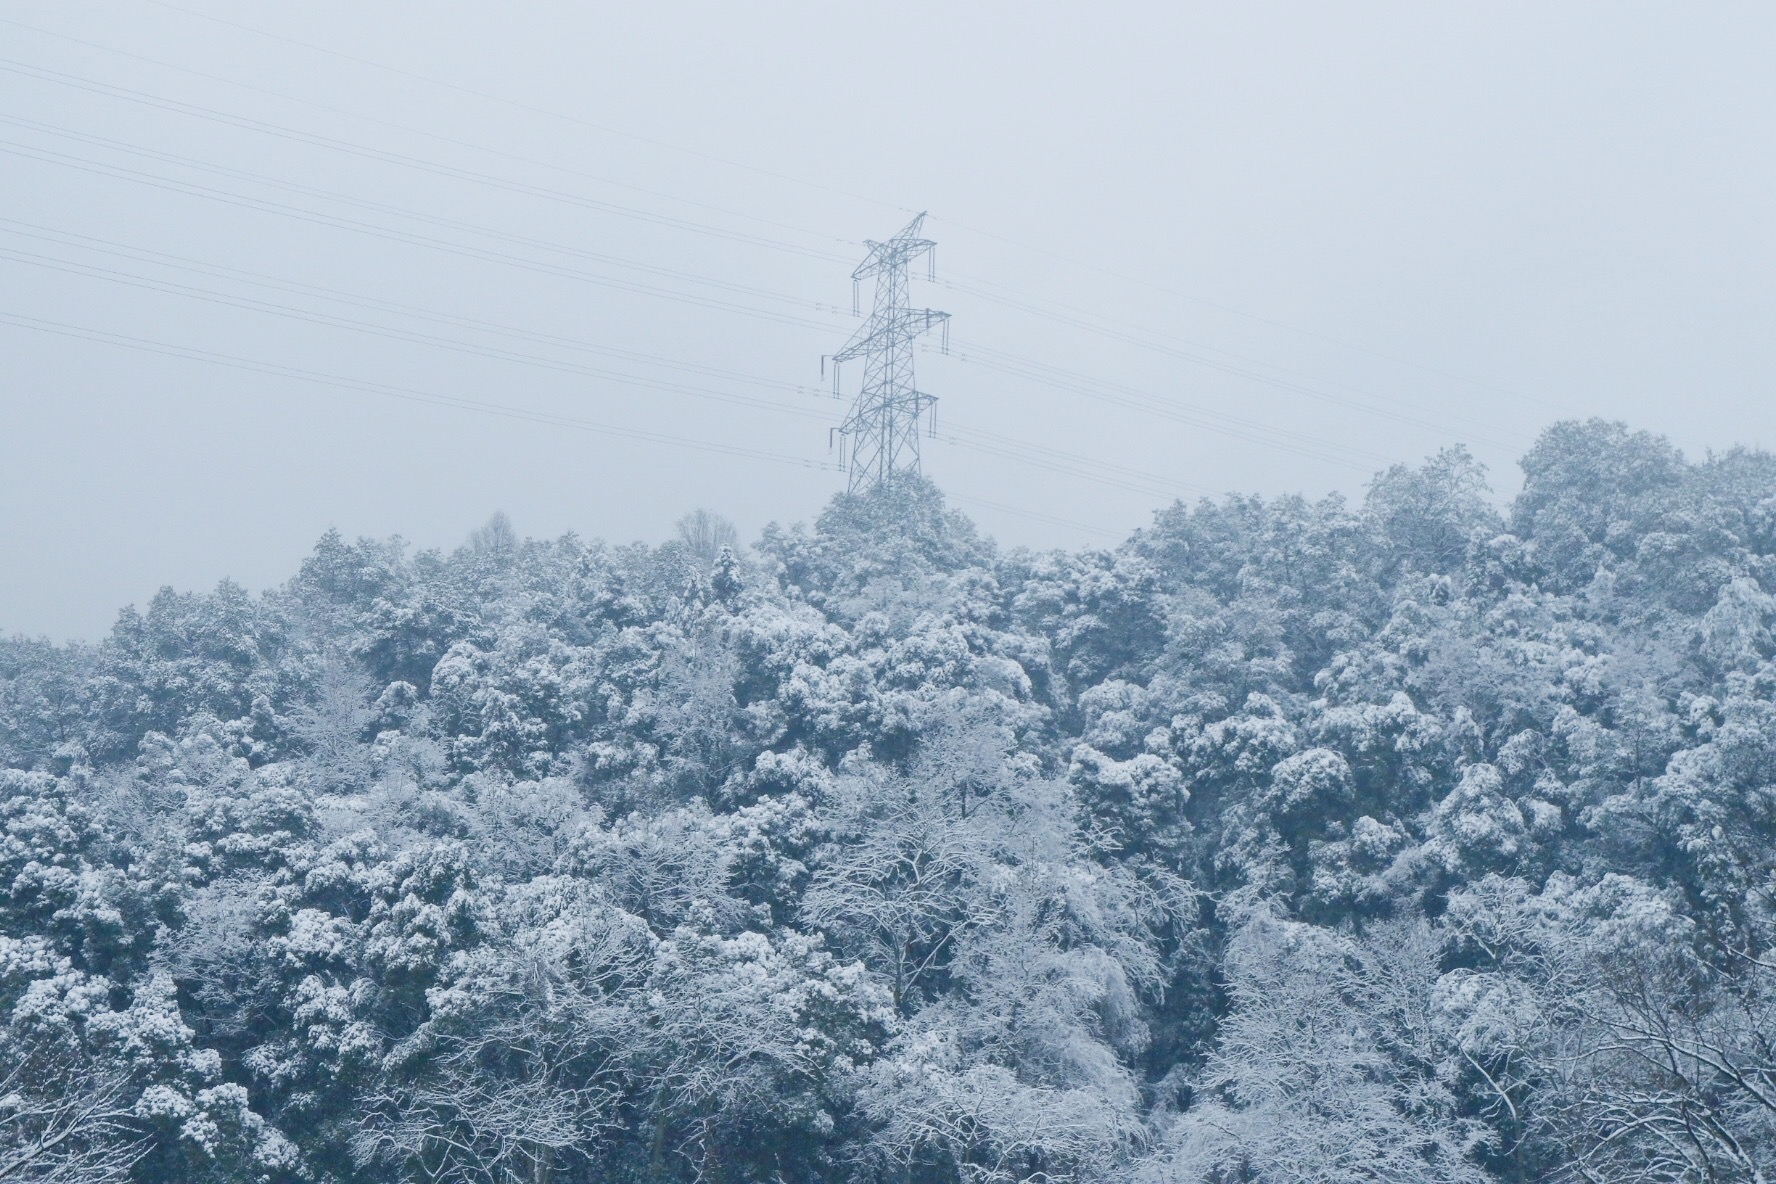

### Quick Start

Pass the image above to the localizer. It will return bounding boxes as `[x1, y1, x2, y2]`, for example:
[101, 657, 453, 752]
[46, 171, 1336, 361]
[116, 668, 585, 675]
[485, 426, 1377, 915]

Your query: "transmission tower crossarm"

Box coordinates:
[830, 309, 950, 364]
[850, 212, 934, 279]
[830, 319, 875, 364]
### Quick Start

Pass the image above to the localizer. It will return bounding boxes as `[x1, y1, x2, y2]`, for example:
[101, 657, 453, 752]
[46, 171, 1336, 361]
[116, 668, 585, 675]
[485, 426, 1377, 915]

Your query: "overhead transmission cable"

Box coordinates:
[0, 15, 862, 252]
[929, 215, 1534, 404]
[0, 154, 1376, 494]
[0, 246, 840, 424]
[8, 11, 1335, 491]
[5, 51, 1528, 453]
[1, 129, 1416, 492]
[0, 218, 822, 395]
[943, 492, 1130, 540]
[6, 64, 1484, 454]
[941, 337, 1522, 458]
[0, 111, 847, 320]
[0, 311, 839, 472]
[138, 0, 914, 216]
[2, 233, 1200, 505]
[929, 343, 1394, 470]
[6, 305, 1148, 540]
[940, 276, 1534, 441]
[0, 137, 845, 334]
[5, 17, 1536, 437]
[0, 57, 853, 264]
[132, 0, 1524, 407]
[938, 425, 1207, 501]
[3, 28, 1528, 496]
[0, 127, 1429, 476]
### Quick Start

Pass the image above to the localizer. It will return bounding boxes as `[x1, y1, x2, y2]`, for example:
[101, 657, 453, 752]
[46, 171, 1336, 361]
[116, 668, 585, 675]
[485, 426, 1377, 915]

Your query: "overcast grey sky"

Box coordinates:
[4, 2, 1774, 641]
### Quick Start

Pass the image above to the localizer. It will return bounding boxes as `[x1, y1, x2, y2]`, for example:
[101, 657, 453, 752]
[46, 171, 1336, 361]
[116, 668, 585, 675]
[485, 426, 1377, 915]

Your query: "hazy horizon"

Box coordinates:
[6, 1, 1775, 641]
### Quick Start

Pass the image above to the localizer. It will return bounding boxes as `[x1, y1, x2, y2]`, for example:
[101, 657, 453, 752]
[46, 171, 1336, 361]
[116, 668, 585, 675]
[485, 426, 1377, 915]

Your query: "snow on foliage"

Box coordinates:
[3, 422, 1776, 1182]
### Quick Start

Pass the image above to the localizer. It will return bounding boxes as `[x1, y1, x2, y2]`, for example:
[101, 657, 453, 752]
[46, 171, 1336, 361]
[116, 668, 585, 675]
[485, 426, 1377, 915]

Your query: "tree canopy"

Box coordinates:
[4, 420, 1775, 1183]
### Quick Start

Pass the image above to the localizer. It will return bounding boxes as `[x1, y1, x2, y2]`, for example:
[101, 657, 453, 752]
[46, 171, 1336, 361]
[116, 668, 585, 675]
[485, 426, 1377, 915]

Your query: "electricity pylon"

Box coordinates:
[824, 213, 949, 493]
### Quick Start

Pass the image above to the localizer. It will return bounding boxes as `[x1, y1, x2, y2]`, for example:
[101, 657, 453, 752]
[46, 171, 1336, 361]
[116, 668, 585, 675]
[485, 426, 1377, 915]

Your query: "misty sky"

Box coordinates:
[4, 2, 1774, 641]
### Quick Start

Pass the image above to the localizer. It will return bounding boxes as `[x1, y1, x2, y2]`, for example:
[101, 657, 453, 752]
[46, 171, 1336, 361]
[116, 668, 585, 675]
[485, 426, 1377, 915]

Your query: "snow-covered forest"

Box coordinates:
[4, 418, 1776, 1184]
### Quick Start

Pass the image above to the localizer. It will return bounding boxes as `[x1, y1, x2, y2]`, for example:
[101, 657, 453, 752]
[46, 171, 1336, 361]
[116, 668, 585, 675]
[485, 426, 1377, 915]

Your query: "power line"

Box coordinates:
[3, 53, 1530, 453]
[940, 425, 1203, 501]
[5, 302, 1158, 540]
[6, 121, 1495, 482]
[10, 11, 1542, 433]
[944, 337, 1521, 458]
[940, 274, 1535, 438]
[0, 245, 839, 424]
[933, 343, 1391, 470]
[0, 310, 842, 472]
[0, 57, 854, 265]
[0, 218, 819, 395]
[1, 133, 1428, 495]
[0, 156, 1392, 497]
[5, 139, 1214, 496]
[943, 492, 1131, 540]
[0, 13, 863, 253]
[138, 0, 915, 217]
[0, 36, 1530, 498]
[0, 137, 844, 333]
[126, 1, 1530, 416]
[930, 215, 1532, 402]
[0, 110, 845, 317]
[3, 230, 1203, 507]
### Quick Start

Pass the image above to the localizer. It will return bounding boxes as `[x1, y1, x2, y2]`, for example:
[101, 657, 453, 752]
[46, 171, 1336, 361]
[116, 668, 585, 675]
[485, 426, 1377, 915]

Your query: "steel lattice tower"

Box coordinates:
[825, 213, 949, 493]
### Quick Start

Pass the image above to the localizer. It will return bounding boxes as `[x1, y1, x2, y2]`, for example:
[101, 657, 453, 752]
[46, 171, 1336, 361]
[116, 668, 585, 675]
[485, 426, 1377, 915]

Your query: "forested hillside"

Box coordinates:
[4, 418, 1776, 1184]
